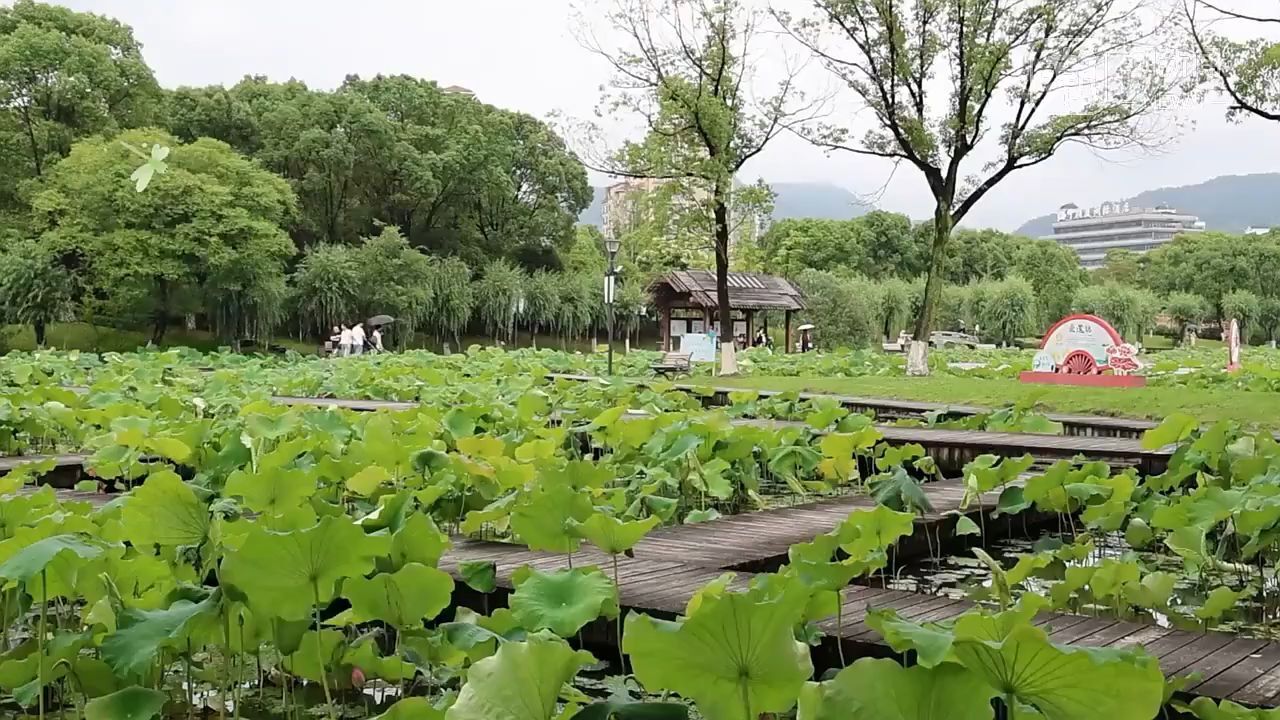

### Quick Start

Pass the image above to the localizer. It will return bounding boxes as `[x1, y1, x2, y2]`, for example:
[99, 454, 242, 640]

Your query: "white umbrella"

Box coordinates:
[797, 323, 815, 331]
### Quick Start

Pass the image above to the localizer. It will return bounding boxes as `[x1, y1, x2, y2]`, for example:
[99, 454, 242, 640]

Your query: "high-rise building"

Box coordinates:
[1042, 201, 1205, 268]
[601, 177, 763, 253]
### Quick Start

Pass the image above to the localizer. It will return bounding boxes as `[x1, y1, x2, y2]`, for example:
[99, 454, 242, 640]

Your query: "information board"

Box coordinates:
[679, 333, 717, 363]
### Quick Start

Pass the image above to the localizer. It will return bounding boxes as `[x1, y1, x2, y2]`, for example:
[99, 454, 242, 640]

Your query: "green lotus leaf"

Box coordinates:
[345, 636, 416, 681]
[459, 559, 497, 593]
[510, 567, 618, 637]
[952, 622, 1163, 720]
[865, 609, 956, 668]
[835, 505, 914, 568]
[225, 467, 315, 517]
[570, 513, 660, 555]
[1184, 697, 1280, 720]
[347, 465, 392, 496]
[121, 470, 209, 549]
[623, 582, 812, 720]
[797, 657, 994, 720]
[446, 631, 594, 720]
[221, 515, 378, 620]
[83, 685, 167, 720]
[1124, 518, 1153, 548]
[0, 534, 102, 585]
[1142, 413, 1197, 450]
[684, 508, 720, 524]
[954, 515, 981, 536]
[390, 512, 451, 570]
[510, 484, 592, 554]
[342, 563, 454, 628]
[101, 594, 218, 675]
[145, 437, 191, 464]
[1195, 586, 1244, 622]
[282, 629, 345, 684]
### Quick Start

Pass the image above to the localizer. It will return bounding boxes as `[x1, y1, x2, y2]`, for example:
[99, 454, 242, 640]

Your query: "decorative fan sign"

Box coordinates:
[1019, 314, 1147, 387]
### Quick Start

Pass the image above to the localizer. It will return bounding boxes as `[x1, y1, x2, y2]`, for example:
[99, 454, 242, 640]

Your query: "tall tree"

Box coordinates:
[780, 0, 1174, 373]
[31, 129, 296, 344]
[0, 0, 160, 213]
[1184, 0, 1280, 122]
[576, 0, 810, 373]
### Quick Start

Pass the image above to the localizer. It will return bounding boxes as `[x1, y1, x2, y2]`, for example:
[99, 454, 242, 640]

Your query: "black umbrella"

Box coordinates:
[366, 314, 395, 327]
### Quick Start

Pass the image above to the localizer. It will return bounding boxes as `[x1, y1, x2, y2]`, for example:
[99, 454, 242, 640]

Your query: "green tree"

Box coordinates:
[1221, 289, 1261, 343]
[1185, 1, 1280, 123]
[1259, 296, 1280, 345]
[0, 0, 161, 211]
[781, 0, 1174, 372]
[579, 0, 806, 374]
[426, 256, 474, 349]
[941, 229, 1019, 284]
[1073, 284, 1147, 341]
[474, 258, 526, 344]
[0, 238, 73, 345]
[875, 278, 914, 342]
[31, 128, 296, 344]
[1012, 240, 1085, 328]
[1145, 232, 1280, 314]
[290, 244, 360, 338]
[795, 270, 877, 348]
[352, 226, 436, 345]
[1164, 291, 1210, 345]
[1094, 249, 1144, 286]
[977, 277, 1038, 347]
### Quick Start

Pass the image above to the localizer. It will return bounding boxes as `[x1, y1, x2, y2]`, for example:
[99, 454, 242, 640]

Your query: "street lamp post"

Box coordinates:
[604, 236, 621, 376]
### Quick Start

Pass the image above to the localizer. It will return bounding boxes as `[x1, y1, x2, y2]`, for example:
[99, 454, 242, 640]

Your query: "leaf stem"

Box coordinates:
[612, 553, 625, 674]
[39, 568, 46, 720]
[313, 583, 337, 720]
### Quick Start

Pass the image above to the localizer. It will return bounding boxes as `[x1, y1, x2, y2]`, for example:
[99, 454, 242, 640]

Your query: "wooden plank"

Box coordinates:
[1047, 617, 1120, 645]
[1231, 659, 1280, 708]
[1070, 620, 1150, 648]
[1206, 644, 1280, 703]
[1184, 639, 1272, 694]
[1141, 629, 1208, 661]
[1153, 632, 1238, 677]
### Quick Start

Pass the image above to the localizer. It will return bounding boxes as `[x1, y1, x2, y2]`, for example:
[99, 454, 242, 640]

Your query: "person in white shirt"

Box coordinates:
[351, 323, 366, 355]
[338, 324, 353, 356]
[371, 327, 384, 352]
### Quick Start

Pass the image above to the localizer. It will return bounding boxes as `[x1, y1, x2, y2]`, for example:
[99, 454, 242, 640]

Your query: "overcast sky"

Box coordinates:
[54, 0, 1280, 231]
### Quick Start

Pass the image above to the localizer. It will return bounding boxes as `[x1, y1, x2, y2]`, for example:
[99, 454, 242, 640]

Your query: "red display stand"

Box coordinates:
[1020, 313, 1146, 388]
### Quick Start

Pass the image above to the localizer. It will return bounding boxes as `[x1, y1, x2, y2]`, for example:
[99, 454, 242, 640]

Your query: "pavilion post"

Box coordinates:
[661, 305, 671, 351]
[745, 310, 754, 345]
[784, 310, 793, 354]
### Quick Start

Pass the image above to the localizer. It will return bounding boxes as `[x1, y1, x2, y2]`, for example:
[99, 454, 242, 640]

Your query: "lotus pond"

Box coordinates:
[0, 349, 1272, 719]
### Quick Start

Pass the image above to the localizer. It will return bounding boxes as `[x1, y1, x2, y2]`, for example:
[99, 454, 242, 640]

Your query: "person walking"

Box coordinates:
[351, 323, 366, 356]
[371, 326, 384, 353]
[325, 326, 341, 355]
[338, 324, 353, 356]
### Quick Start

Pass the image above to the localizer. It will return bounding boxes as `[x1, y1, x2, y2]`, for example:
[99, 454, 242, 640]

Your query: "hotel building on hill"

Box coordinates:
[1041, 201, 1205, 268]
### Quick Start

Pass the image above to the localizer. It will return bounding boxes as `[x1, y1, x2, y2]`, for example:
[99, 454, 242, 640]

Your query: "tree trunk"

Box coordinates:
[151, 279, 170, 346]
[33, 320, 46, 348]
[909, 204, 954, 376]
[713, 190, 737, 375]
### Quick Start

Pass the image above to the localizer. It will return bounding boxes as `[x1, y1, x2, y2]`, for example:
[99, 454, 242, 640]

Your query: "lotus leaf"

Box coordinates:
[446, 631, 594, 720]
[623, 582, 812, 720]
[510, 567, 618, 636]
[797, 657, 994, 720]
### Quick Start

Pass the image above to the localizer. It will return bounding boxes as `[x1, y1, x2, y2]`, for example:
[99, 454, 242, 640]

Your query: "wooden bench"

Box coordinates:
[651, 352, 692, 378]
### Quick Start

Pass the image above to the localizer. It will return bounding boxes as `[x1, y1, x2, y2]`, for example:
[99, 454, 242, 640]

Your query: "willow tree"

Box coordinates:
[576, 0, 810, 373]
[780, 0, 1174, 373]
[1185, 0, 1280, 122]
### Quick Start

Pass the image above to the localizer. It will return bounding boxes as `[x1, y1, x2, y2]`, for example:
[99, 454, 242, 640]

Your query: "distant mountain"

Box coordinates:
[1015, 173, 1280, 237]
[578, 181, 871, 226]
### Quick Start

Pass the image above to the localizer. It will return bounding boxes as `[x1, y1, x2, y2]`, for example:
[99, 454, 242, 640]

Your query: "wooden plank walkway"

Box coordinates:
[629, 477, 1003, 569]
[439, 538, 1280, 708]
[546, 373, 1160, 438]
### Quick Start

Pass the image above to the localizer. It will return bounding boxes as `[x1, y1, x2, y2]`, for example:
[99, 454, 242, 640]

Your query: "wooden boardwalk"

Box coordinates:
[439, 538, 1280, 708]
[546, 373, 1160, 438]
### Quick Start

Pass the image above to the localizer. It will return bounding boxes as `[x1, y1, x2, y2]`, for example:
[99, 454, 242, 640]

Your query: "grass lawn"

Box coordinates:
[714, 374, 1280, 428]
[1, 323, 317, 355]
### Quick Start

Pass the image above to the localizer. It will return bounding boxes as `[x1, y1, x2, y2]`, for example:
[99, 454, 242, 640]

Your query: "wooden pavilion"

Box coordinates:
[649, 270, 806, 352]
